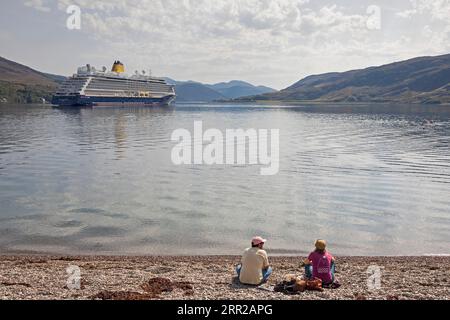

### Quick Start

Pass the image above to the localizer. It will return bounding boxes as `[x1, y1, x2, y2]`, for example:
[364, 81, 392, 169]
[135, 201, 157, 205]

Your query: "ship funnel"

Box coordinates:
[112, 60, 125, 73]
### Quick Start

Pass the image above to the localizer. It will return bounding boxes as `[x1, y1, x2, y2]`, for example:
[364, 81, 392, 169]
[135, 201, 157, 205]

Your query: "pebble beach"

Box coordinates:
[0, 255, 449, 300]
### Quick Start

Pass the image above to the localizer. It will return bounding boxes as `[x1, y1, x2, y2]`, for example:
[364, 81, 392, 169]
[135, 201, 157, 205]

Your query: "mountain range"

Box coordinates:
[1, 54, 449, 104]
[237, 54, 450, 104]
[164, 78, 276, 102]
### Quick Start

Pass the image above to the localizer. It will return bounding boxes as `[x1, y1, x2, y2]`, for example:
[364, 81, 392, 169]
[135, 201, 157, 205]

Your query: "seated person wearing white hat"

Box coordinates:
[236, 236, 272, 285]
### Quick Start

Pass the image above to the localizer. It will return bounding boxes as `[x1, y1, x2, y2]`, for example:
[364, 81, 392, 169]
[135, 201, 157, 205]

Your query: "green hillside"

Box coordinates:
[0, 56, 62, 104]
[238, 54, 450, 104]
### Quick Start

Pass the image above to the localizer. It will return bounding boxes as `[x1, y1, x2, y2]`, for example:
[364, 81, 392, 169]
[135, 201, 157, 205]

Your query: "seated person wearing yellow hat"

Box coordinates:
[304, 239, 336, 285]
[236, 236, 272, 285]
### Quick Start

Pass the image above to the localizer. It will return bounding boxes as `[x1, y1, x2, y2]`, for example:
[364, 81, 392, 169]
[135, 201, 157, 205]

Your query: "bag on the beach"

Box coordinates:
[306, 277, 323, 291]
[293, 279, 307, 292]
[274, 274, 306, 294]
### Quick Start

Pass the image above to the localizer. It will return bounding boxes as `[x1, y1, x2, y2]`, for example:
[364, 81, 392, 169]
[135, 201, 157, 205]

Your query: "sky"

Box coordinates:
[0, 0, 449, 89]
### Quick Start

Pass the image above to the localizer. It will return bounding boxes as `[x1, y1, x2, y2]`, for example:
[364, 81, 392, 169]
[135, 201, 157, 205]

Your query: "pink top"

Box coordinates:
[308, 251, 333, 284]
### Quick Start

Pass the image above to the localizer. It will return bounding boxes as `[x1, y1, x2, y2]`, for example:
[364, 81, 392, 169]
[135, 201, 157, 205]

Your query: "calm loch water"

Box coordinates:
[0, 103, 449, 256]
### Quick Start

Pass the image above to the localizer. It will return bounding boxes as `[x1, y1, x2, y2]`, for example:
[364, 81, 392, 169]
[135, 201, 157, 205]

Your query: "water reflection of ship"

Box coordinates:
[114, 114, 127, 159]
[55, 105, 175, 158]
[55, 104, 176, 117]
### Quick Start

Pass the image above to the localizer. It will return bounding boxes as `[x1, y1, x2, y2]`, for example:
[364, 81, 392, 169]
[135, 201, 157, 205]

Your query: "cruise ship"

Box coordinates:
[52, 61, 176, 106]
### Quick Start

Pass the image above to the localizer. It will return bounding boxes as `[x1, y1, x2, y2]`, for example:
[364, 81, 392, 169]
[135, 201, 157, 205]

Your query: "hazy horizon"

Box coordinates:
[1, 0, 449, 90]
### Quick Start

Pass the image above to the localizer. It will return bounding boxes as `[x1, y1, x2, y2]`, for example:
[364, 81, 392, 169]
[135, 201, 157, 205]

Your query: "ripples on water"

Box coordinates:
[0, 103, 449, 255]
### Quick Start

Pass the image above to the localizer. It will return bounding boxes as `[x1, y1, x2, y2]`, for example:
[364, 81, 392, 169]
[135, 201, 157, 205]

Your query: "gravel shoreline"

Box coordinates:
[0, 255, 449, 300]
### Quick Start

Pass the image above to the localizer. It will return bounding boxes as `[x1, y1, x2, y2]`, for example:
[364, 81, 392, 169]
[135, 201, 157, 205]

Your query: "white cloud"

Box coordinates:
[397, 0, 450, 20]
[421, 24, 450, 51]
[396, 9, 416, 18]
[24, 0, 51, 12]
